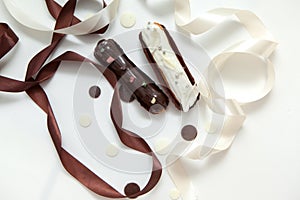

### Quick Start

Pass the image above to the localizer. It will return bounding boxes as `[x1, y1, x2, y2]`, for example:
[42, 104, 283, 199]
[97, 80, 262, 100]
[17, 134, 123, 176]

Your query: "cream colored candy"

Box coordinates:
[155, 138, 170, 155]
[106, 144, 119, 157]
[120, 12, 136, 28]
[205, 121, 218, 134]
[79, 114, 92, 128]
[169, 188, 181, 200]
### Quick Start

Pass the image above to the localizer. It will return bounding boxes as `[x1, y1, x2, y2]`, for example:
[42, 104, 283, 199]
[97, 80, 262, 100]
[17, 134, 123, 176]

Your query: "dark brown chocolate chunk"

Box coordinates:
[124, 182, 140, 198]
[181, 125, 198, 141]
[94, 39, 169, 114]
[149, 103, 165, 114]
[89, 85, 101, 98]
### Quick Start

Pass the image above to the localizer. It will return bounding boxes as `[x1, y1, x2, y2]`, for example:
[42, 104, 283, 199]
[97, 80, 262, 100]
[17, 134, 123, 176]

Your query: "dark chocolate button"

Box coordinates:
[181, 125, 197, 141]
[149, 104, 165, 114]
[89, 86, 101, 98]
[119, 85, 135, 103]
[124, 182, 140, 198]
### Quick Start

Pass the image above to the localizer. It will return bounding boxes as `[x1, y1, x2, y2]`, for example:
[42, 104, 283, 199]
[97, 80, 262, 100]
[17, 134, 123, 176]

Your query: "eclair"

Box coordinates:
[94, 39, 169, 114]
[139, 22, 200, 112]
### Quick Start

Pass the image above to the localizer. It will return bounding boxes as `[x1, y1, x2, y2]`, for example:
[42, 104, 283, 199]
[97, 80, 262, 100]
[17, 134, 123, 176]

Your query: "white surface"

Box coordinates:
[0, 0, 299, 200]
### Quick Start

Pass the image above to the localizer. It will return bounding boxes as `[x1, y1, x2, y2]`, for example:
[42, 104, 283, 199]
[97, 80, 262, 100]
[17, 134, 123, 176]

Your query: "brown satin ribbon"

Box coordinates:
[0, 0, 161, 199]
[0, 23, 19, 59]
[44, 0, 109, 34]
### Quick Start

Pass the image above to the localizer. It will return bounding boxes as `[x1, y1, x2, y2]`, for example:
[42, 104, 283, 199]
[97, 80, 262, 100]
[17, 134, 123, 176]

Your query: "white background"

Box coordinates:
[0, 0, 299, 200]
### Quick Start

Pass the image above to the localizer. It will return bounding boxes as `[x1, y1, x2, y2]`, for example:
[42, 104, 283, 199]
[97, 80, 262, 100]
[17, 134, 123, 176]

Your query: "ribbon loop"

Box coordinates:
[2, 0, 119, 35]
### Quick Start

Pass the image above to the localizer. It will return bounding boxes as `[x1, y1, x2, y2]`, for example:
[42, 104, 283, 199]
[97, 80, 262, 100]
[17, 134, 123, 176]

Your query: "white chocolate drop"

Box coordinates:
[120, 12, 136, 28]
[169, 188, 181, 200]
[155, 138, 170, 155]
[79, 114, 92, 128]
[205, 121, 218, 134]
[106, 144, 119, 157]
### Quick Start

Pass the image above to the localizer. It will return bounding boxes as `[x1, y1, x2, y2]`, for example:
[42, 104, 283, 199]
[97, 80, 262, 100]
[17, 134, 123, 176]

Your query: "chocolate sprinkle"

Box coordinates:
[89, 85, 101, 98]
[181, 125, 198, 141]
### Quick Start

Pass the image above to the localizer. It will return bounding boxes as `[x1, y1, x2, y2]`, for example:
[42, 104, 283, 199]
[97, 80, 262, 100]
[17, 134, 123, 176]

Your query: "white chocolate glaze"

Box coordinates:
[141, 22, 200, 112]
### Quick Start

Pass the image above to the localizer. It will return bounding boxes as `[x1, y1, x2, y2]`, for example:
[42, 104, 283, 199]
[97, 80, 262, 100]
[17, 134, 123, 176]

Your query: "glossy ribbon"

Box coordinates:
[2, 0, 120, 35]
[166, 0, 278, 199]
[0, 23, 18, 59]
[0, 0, 161, 198]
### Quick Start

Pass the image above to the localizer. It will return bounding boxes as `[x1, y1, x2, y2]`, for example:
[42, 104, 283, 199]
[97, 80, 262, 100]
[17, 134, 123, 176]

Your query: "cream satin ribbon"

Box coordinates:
[2, 0, 120, 35]
[167, 0, 278, 199]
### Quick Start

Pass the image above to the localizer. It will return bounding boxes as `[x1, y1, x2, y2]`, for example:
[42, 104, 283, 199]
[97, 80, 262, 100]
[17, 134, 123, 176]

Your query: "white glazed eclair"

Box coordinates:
[139, 22, 200, 112]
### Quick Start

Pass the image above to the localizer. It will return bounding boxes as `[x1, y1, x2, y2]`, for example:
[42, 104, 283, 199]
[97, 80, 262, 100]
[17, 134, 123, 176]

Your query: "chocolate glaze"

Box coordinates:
[94, 39, 169, 114]
[139, 22, 200, 111]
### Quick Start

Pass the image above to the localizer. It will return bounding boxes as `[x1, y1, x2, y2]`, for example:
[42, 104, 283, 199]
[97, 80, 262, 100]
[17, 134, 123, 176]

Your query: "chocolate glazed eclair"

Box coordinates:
[139, 22, 200, 112]
[94, 39, 169, 114]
